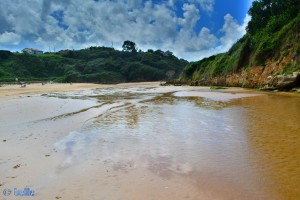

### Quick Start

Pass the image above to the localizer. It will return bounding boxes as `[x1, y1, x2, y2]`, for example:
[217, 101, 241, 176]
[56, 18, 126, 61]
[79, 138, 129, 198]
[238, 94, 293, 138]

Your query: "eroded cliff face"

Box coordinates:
[189, 53, 300, 91]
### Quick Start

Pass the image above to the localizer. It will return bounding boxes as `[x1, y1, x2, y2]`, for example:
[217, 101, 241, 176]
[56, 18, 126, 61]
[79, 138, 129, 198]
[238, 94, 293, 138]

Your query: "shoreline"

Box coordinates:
[1, 82, 299, 101]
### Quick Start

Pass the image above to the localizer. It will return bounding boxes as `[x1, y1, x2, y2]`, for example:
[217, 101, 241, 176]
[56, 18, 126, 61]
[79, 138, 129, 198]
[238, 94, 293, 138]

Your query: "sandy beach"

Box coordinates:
[0, 82, 259, 99]
[0, 82, 299, 199]
[0, 83, 113, 99]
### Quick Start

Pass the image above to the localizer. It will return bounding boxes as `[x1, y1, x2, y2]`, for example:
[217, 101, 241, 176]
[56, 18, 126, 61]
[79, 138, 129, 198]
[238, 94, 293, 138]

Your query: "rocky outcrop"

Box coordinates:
[262, 72, 300, 91]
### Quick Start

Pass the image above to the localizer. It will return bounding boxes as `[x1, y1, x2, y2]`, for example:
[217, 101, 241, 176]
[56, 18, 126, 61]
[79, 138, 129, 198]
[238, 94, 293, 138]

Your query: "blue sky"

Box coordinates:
[0, 0, 254, 61]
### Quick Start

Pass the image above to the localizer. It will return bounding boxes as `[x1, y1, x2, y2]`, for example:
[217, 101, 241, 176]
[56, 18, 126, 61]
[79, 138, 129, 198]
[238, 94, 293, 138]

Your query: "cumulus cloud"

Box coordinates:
[218, 14, 250, 52]
[174, 27, 217, 53]
[0, 0, 248, 61]
[179, 3, 200, 30]
[0, 31, 21, 45]
[176, 13, 250, 61]
[189, 0, 215, 12]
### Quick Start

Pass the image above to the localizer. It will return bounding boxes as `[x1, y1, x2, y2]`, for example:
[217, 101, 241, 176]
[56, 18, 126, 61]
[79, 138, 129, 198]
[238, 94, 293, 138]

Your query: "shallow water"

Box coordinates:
[42, 86, 300, 199]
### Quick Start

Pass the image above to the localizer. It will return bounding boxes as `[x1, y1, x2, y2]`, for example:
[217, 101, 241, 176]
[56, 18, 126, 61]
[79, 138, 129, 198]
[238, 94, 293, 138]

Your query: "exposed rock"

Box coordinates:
[291, 88, 300, 93]
[263, 72, 300, 90]
[293, 72, 300, 77]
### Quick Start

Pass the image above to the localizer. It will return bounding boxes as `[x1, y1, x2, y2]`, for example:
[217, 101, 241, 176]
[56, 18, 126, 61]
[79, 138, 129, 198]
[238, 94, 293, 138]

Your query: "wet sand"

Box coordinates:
[0, 83, 299, 199]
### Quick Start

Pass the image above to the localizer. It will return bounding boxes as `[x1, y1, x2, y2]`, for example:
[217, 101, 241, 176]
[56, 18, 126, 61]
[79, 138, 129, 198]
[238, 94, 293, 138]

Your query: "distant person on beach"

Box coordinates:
[20, 81, 26, 87]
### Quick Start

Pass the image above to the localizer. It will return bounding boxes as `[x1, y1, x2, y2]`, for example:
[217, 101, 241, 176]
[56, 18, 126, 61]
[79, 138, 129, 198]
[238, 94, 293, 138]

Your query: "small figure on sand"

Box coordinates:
[20, 81, 26, 88]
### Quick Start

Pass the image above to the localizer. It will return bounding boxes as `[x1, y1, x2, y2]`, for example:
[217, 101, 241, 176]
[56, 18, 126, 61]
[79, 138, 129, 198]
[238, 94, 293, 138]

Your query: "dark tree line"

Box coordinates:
[0, 42, 188, 83]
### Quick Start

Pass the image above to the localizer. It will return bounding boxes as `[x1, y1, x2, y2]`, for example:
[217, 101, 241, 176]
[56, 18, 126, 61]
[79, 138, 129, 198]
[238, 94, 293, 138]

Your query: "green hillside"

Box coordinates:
[180, 0, 300, 88]
[0, 43, 188, 83]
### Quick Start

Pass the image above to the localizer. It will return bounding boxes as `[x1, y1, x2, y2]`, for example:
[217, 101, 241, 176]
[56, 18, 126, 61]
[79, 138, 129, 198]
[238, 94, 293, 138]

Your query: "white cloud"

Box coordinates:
[189, 0, 215, 12]
[179, 3, 200, 30]
[178, 13, 250, 61]
[173, 3, 218, 58]
[174, 27, 217, 53]
[0, 0, 248, 61]
[218, 14, 249, 51]
[0, 31, 21, 45]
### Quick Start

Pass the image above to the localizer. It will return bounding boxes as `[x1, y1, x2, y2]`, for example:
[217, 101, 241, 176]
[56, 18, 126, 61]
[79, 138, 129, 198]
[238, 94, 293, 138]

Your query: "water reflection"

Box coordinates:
[53, 87, 299, 199]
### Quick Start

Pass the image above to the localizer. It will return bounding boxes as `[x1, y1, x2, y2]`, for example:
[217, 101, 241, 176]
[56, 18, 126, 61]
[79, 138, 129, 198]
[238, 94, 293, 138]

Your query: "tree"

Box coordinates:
[247, 0, 300, 34]
[147, 49, 154, 53]
[122, 40, 137, 53]
[247, 1, 268, 34]
[165, 50, 173, 57]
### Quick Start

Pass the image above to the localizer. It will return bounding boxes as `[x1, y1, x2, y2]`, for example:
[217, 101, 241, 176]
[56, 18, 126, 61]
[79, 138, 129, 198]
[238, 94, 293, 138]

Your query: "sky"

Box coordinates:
[0, 0, 255, 61]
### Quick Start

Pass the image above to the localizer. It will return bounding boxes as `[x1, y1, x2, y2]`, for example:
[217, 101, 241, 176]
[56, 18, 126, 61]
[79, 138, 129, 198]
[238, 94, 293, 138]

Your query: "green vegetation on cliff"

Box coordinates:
[0, 42, 188, 83]
[181, 0, 300, 87]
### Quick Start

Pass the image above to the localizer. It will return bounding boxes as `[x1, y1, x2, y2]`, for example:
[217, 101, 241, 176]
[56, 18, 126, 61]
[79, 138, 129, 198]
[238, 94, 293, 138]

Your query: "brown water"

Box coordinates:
[2, 85, 299, 199]
[237, 94, 300, 200]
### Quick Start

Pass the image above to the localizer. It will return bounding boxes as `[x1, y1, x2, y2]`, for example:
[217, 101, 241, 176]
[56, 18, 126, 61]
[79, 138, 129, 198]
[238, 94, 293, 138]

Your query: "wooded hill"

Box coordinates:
[0, 42, 188, 83]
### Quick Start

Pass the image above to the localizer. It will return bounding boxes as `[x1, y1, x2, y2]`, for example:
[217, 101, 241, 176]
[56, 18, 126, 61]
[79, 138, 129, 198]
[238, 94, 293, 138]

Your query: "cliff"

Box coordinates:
[180, 0, 300, 91]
